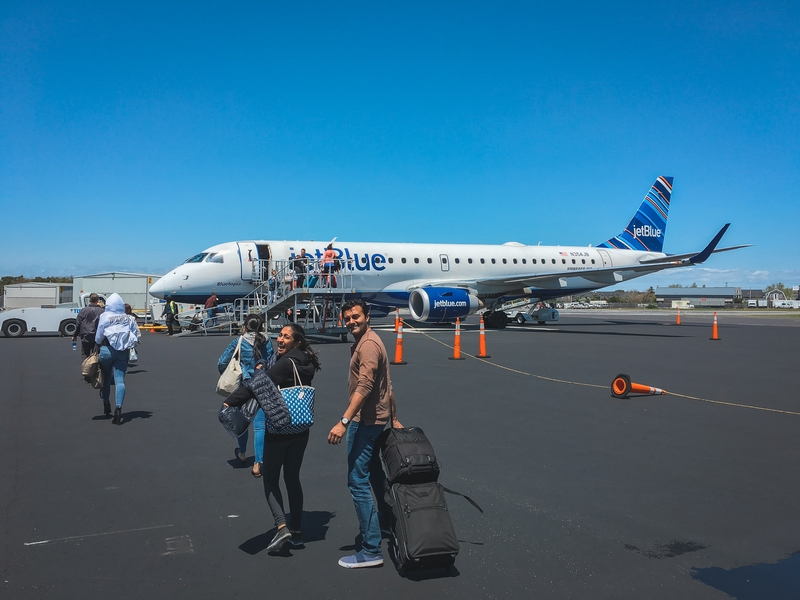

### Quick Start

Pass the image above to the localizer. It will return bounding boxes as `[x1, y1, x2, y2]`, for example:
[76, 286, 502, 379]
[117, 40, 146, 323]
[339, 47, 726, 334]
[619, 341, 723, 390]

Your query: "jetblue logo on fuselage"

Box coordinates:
[293, 247, 387, 271]
[633, 225, 662, 239]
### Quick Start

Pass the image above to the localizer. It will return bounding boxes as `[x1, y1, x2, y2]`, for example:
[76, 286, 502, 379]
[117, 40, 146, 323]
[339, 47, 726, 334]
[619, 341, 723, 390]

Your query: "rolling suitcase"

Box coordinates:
[380, 427, 482, 572]
[387, 481, 459, 570]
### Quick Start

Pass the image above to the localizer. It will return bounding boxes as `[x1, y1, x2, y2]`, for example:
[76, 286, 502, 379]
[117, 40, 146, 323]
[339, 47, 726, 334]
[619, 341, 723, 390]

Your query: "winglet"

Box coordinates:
[689, 224, 730, 264]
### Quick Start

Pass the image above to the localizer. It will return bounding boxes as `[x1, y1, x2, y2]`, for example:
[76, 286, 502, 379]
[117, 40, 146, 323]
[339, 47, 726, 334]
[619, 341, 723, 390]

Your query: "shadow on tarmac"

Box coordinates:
[90, 410, 152, 424]
[119, 410, 153, 424]
[239, 510, 336, 555]
[385, 545, 461, 581]
[691, 551, 800, 600]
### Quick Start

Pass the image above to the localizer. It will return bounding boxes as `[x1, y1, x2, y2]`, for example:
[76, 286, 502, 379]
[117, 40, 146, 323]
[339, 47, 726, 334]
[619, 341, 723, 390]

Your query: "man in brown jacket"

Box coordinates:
[329, 299, 401, 568]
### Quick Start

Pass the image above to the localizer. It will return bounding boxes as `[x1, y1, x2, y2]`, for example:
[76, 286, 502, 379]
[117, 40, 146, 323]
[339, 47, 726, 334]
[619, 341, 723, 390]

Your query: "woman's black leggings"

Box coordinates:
[262, 429, 310, 531]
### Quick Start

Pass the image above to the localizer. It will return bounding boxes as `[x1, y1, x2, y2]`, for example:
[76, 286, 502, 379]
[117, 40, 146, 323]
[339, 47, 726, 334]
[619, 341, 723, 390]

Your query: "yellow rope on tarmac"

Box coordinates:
[398, 321, 800, 418]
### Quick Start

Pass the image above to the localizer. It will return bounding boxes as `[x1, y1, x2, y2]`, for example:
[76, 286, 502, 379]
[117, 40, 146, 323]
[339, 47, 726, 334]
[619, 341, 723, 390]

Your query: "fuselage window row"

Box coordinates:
[362, 255, 596, 269]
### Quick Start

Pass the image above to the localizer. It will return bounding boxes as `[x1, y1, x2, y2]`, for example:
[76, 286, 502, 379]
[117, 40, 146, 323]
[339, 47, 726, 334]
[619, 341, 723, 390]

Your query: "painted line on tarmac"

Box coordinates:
[24, 524, 174, 547]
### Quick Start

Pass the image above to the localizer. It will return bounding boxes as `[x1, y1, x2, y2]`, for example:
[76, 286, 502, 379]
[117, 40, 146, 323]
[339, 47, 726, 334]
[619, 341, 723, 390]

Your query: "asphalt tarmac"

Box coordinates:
[2, 310, 799, 599]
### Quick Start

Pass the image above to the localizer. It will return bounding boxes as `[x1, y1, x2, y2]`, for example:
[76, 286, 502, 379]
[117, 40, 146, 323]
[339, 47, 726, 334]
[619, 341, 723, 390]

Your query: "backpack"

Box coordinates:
[379, 427, 440, 485]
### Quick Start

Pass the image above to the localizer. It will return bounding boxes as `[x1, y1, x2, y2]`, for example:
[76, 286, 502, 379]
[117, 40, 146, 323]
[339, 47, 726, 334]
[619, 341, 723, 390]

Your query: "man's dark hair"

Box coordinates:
[341, 298, 369, 316]
[89, 293, 99, 303]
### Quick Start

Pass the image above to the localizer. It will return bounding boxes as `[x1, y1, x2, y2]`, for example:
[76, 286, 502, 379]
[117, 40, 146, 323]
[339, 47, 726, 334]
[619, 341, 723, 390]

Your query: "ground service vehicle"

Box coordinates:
[500, 299, 560, 325]
[0, 294, 102, 338]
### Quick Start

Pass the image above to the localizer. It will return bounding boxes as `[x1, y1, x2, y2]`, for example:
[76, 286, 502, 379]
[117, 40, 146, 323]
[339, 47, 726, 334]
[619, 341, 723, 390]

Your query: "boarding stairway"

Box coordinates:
[176, 258, 354, 341]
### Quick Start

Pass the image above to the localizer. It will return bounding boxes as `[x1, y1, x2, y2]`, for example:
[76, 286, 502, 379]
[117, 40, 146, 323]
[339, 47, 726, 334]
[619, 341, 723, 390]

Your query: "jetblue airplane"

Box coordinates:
[149, 176, 748, 327]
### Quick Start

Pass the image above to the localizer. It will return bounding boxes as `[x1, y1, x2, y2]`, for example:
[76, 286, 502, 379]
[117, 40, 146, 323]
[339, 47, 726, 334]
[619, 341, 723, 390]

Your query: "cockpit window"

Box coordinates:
[184, 253, 208, 264]
[206, 253, 224, 263]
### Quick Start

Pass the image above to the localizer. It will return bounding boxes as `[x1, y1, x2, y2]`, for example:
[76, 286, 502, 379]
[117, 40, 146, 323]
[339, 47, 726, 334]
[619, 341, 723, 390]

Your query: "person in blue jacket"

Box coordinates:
[218, 313, 274, 469]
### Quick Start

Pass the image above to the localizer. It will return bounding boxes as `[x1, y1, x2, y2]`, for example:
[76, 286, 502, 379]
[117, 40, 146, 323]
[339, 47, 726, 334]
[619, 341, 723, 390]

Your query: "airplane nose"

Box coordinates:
[149, 276, 171, 298]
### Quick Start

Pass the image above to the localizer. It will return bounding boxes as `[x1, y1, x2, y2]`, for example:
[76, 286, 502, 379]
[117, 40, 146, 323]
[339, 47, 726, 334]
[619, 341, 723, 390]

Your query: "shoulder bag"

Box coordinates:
[81, 347, 104, 390]
[267, 359, 315, 434]
[81, 348, 100, 379]
[216, 336, 243, 397]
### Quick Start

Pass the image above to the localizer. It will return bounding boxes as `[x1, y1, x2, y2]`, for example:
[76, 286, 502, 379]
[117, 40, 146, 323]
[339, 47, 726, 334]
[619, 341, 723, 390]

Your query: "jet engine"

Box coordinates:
[408, 288, 482, 322]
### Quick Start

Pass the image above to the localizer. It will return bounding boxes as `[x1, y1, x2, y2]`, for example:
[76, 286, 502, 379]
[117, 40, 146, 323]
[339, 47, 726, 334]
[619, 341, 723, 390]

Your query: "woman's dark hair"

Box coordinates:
[244, 313, 268, 360]
[283, 323, 321, 371]
[244, 313, 264, 333]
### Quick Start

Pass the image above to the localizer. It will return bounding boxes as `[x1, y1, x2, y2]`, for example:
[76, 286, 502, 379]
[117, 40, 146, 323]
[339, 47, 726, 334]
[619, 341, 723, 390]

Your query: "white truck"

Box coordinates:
[0, 293, 102, 338]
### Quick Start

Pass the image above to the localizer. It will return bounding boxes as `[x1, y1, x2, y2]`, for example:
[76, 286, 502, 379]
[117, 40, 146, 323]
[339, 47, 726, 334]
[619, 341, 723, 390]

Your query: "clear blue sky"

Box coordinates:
[2, 1, 798, 290]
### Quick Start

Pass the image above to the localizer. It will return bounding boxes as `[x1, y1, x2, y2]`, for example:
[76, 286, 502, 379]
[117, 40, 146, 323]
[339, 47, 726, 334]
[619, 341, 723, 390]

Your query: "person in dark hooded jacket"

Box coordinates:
[73, 293, 104, 356]
[224, 322, 320, 553]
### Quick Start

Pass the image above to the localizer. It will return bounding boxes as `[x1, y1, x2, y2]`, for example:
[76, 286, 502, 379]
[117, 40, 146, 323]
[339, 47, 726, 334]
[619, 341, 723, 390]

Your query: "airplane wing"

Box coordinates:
[637, 245, 751, 264]
[477, 224, 750, 289]
[381, 279, 478, 293]
[477, 262, 687, 288]
[637, 224, 752, 265]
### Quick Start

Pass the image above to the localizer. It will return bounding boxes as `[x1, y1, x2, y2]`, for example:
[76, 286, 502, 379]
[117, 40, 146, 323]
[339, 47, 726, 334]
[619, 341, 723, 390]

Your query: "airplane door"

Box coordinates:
[238, 242, 258, 280]
[439, 254, 450, 272]
[596, 249, 613, 268]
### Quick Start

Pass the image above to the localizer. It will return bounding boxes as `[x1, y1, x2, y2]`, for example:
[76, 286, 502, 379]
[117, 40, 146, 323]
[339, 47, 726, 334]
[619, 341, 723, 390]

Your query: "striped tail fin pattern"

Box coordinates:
[598, 176, 673, 253]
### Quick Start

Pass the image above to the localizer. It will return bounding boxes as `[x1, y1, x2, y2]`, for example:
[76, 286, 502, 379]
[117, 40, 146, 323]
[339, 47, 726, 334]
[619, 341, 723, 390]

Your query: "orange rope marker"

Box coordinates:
[676, 309, 681, 325]
[710, 311, 720, 341]
[390, 321, 407, 365]
[611, 373, 666, 398]
[449, 318, 465, 360]
[476, 315, 490, 358]
[394, 308, 400, 332]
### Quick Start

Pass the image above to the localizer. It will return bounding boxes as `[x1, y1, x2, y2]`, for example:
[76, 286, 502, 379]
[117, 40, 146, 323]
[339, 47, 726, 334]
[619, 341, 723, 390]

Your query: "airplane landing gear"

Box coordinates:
[484, 311, 508, 329]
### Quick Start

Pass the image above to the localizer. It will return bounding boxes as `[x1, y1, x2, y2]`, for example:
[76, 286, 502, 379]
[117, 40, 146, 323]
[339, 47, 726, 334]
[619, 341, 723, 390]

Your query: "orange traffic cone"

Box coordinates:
[676, 309, 681, 325]
[710, 312, 720, 341]
[476, 315, 490, 358]
[449, 318, 465, 360]
[394, 308, 400, 332]
[611, 373, 666, 398]
[390, 321, 407, 365]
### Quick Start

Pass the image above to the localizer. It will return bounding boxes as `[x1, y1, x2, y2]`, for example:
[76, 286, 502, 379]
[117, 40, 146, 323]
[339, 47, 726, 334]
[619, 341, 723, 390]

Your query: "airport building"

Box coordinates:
[72, 272, 163, 314]
[1, 282, 73, 309]
[655, 286, 740, 308]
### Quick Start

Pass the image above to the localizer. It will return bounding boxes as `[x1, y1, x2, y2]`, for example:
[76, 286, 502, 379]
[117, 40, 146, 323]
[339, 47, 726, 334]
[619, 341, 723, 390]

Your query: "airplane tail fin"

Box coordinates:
[598, 176, 673, 253]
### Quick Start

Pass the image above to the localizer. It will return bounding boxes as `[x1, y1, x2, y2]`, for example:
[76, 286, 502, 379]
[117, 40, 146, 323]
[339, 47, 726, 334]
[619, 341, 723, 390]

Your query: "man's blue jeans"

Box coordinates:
[99, 345, 128, 408]
[346, 421, 386, 557]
